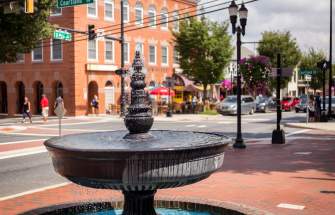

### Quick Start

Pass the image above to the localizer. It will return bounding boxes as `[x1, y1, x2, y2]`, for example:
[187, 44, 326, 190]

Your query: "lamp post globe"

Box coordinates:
[228, 0, 238, 33]
[239, 3, 248, 35]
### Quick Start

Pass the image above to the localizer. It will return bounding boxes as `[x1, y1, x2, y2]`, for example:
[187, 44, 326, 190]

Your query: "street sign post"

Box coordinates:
[57, 0, 93, 8]
[53, 30, 72, 41]
[54, 105, 65, 136]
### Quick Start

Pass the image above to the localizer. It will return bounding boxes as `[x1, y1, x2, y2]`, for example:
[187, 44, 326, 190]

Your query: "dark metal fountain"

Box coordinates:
[44, 52, 231, 215]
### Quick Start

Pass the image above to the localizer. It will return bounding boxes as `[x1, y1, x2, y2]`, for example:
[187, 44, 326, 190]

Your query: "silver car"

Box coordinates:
[217, 95, 256, 115]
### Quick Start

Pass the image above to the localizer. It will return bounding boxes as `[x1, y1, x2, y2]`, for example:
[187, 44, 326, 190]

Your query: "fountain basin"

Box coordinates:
[44, 130, 230, 190]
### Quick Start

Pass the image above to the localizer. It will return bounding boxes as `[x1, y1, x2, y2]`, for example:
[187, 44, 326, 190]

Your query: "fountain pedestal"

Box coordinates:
[123, 190, 157, 215]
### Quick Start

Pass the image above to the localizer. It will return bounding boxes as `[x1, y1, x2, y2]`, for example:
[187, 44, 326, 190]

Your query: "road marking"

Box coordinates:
[294, 152, 312, 155]
[197, 125, 207, 128]
[277, 203, 305, 210]
[0, 132, 58, 137]
[0, 138, 46, 145]
[0, 146, 47, 160]
[0, 182, 71, 202]
[186, 124, 196, 127]
[286, 129, 310, 137]
[39, 118, 115, 127]
[217, 121, 232, 124]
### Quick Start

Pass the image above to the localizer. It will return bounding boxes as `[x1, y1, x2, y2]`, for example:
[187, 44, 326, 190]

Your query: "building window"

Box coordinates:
[173, 47, 179, 64]
[161, 46, 168, 65]
[172, 11, 179, 32]
[149, 45, 156, 64]
[88, 39, 97, 60]
[123, 42, 129, 63]
[51, 38, 62, 61]
[160, 8, 168, 30]
[135, 2, 143, 25]
[148, 5, 156, 28]
[105, 0, 114, 20]
[50, 6, 62, 16]
[88, 0, 97, 17]
[105, 40, 114, 62]
[135, 42, 143, 55]
[32, 41, 43, 62]
[16, 53, 24, 63]
[122, 0, 129, 22]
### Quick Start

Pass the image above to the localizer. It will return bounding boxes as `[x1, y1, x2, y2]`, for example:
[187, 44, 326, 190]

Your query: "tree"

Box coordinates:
[300, 48, 327, 92]
[0, 0, 54, 63]
[257, 31, 302, 89]
[240, 55, 272, 96]
[173, 17, 233, 100]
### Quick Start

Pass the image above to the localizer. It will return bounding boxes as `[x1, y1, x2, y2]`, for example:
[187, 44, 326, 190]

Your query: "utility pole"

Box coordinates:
[328, 0, 333, 118]
[120, 0, 126, 117]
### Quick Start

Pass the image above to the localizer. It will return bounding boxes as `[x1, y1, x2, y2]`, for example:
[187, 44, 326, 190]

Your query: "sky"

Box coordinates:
[201, 0, 334, 61]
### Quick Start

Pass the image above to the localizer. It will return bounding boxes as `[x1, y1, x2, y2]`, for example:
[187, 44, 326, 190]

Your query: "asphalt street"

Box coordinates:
[0, 112, 307, 198]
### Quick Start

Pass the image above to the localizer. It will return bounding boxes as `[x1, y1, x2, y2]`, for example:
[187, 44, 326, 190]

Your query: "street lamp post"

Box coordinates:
[165, 77, 174, 117]
[328, 0, 333, 118]
[229, 0, 248, 149]
[317, 59, 329, 122]
[119, 0, 126, 117]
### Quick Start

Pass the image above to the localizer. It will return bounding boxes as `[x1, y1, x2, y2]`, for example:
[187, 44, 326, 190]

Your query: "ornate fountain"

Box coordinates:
[44, 52, 231, 215]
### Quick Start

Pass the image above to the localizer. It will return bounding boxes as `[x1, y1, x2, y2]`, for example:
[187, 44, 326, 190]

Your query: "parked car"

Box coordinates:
[255, 96, 276, 113]
[281, 97, 300, 111]
[295, 97, 307, 113]
[217, 95, 256, 115]
[322, 97, 335, 116]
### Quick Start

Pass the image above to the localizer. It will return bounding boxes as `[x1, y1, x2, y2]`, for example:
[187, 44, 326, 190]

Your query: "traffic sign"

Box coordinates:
[299, 70, 316, 76]
[271, 68, 293, 77]
[305, 75, 312, 82]
[53, 30, 72, 41]
[57, 0, 94, 8]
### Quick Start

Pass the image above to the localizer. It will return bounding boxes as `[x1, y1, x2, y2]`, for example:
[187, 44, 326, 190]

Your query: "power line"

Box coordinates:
[73, 0, 230, 41]
[36, 0, 258, 50]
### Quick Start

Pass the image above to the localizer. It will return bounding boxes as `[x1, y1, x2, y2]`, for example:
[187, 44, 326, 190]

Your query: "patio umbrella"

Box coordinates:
[149, 87, 175, 96]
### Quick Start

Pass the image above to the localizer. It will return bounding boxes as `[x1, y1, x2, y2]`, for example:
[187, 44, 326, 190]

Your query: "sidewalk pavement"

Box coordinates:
[0, 129, 334, 215]
[285, 120, 335, 132]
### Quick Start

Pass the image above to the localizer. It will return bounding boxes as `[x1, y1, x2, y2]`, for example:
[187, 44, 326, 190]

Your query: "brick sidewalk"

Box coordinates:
[0, 130, 334, 215]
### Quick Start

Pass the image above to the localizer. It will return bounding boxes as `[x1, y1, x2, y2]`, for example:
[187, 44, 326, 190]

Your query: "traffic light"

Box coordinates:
[88, 25, 96, 40]
[25, 0, 34, 13]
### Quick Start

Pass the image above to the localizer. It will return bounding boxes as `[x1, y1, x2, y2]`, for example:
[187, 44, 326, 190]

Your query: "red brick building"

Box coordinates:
[0, 0, 196, 116]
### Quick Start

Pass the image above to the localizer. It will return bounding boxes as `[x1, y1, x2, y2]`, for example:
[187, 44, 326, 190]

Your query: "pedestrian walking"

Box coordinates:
[22, 97, 32, 123]
[54, 96, 65, 111]
[308, 95, 315, 122]
[90, 95, 99, 115]
[40, 94, 49, 122]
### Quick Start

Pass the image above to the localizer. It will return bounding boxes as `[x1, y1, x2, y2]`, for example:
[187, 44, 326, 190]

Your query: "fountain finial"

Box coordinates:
[124, 51, 154, 138]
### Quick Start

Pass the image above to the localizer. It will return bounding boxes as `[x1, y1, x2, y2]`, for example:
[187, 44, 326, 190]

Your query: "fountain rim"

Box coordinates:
[44, 130, 231, 153]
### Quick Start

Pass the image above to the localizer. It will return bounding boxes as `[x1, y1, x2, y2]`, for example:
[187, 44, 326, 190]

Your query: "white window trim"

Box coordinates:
[104, 0, 114, 21]
[148, 8, 156, 29]
[87, 39, 98, 61]
[149, 45, 156, 65]
[124, 42, 130, 64]
[50, 8, 62, 17]
[135, 5, 143, 26]
[50, 38, 63, 62]
[105, 40, 115, 63]
[32, 42, 43, 62]
[173, 12, 179, 32]
[123, 2, 130, 23]
[161, 46, 168, 66]
[87, 0, 98, 18]
[160, 11, 168, 31]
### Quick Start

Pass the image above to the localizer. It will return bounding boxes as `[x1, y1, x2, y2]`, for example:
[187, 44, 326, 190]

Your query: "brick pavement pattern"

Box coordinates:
[0, 130, 334, 215]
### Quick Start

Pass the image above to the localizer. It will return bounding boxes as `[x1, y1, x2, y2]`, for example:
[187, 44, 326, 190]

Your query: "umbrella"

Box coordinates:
[221, 80, 232, 90]
[149, 87, 175, 96]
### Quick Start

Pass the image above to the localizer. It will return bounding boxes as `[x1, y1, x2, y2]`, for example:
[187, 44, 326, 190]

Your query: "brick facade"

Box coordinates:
[0, 0, 196, 116]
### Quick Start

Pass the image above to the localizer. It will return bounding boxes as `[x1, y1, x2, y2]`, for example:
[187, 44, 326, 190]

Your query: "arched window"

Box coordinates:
[122, 0, 129, 22]
[148, 5, 156, 28]
[160, 8, 168, 30]
[172, 10, 179, 32]
[135, 2, 143, 25]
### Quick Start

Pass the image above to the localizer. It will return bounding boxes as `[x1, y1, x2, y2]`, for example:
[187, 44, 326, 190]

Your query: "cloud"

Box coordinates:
[201, 0, 334, 61]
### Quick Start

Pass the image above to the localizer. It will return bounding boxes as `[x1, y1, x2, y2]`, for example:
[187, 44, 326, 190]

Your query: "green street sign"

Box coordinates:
[299, 70, 316, 75]
[53, 30, 72, 41]
[57, 0, 93, 8]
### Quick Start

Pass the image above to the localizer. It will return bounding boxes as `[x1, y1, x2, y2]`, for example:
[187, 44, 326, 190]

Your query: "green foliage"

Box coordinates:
[173, 17, 233, 99]
[240, 55, 271, 96]
[257, 31, 302, 89]
[0, 0, 54, 63]
[300, 48, 327, 91]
